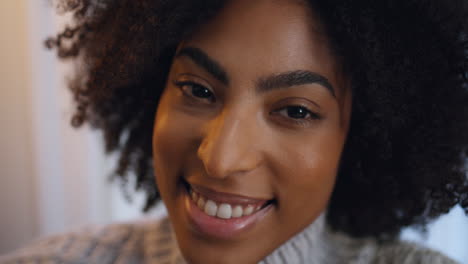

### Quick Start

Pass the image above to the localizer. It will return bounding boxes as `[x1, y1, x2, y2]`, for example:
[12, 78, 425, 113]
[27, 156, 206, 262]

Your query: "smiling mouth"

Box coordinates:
[181, 179, 275, 239]
[189, 186, 272, 219]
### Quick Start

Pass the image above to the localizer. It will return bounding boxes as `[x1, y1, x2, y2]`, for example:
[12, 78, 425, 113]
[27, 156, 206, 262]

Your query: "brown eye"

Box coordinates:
[174, 81, 215, 103]
[270, 104, 323, 128]
[277, 105, 319, 120]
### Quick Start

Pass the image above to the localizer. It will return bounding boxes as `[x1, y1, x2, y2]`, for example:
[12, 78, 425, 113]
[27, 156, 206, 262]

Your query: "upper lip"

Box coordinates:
[188, 183, 273, 205]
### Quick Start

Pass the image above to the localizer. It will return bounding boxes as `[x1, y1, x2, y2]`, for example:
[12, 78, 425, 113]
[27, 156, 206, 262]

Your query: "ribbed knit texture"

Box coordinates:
[0, 214, 459, 264]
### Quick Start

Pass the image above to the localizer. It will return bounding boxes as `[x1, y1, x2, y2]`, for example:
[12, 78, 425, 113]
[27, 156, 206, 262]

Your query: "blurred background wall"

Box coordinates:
[0, 0, 156, 255]
[0, 1, 467, 263]
[0, 0, 36, 255]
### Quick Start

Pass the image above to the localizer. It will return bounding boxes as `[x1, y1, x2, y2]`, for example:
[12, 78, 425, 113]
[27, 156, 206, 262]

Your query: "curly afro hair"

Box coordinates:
[47, 0, 468, 240]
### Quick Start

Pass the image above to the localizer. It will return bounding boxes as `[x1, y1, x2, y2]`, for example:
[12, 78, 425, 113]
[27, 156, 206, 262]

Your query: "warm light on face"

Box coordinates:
[152, 0, 352, 263]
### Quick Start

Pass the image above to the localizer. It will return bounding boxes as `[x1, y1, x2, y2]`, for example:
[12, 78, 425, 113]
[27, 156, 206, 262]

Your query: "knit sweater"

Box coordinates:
[0, 214, 459, 264]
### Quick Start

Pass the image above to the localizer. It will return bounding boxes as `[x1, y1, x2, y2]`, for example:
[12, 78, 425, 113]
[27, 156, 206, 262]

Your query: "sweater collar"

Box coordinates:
[259, 212, 378, 264]
[162, 212, 377, 264]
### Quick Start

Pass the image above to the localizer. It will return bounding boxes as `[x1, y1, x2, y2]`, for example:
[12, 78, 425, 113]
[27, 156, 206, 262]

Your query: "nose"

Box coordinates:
[197, 109, 262, 179]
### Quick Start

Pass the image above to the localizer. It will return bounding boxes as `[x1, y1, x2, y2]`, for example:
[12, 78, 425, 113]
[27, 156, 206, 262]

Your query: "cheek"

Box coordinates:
[271, 128, 345, 224]
[152, 88, 206, 187]
[152, 91, 174, 188]
[153, 90, 188, 186]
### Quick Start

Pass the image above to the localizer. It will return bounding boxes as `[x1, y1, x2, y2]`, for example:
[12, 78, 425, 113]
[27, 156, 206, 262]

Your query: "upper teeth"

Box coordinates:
[190, 189, 263, 219]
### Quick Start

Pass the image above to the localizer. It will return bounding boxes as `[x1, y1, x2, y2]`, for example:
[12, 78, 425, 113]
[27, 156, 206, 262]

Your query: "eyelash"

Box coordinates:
[271, 106, 322, 127]
[173, 80, 215, 103]
[173, 80, 322, 125]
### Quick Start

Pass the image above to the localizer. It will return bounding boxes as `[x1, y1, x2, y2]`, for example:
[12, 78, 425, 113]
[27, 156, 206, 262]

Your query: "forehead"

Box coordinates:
[180, 0, 348, 101]
[182, 0, 346, 97]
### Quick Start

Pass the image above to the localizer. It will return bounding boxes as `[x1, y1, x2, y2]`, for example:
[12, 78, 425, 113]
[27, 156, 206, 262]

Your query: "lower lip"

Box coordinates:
[184, 190, 273, 240]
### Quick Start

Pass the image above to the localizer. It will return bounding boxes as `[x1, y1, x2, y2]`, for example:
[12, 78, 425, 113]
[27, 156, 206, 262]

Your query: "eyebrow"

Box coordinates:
[175, 46, 335, 97]
[175, 46, 229, 85]
[256, 70, 335, 97]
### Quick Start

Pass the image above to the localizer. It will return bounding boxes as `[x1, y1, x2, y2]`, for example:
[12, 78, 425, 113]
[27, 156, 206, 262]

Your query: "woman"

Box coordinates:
[2, 0, 467, 263]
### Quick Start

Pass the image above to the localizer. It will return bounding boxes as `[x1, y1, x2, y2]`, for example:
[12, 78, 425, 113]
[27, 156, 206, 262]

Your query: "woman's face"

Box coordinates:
[153, 0, 352, 263]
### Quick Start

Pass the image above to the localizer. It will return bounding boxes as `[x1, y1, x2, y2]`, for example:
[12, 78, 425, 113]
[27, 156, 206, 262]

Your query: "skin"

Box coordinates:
[152, 0, 352, 263]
